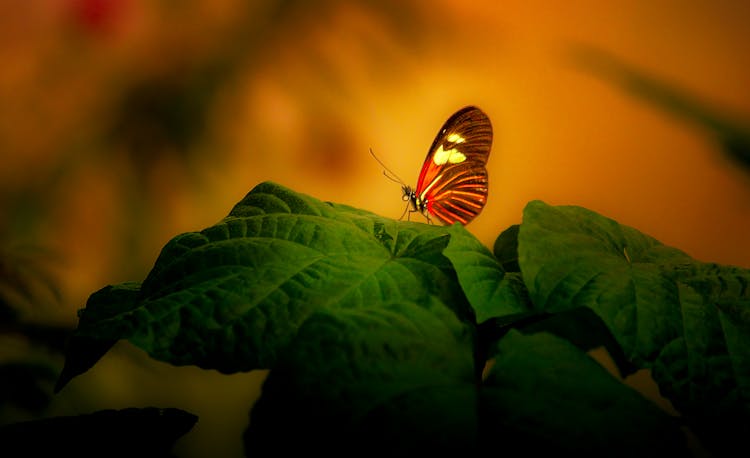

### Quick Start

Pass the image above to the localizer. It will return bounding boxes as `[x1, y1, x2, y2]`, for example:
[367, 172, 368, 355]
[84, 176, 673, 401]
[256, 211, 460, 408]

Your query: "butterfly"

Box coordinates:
[371, 105, 493, 225]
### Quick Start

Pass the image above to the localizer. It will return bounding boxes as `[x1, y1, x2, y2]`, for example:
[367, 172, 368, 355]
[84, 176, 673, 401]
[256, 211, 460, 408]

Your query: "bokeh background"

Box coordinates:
[2, 0, 749, 456]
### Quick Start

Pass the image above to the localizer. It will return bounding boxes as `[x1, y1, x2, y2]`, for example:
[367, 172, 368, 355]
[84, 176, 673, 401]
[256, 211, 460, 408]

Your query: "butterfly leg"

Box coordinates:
[398, 201, 411, 221]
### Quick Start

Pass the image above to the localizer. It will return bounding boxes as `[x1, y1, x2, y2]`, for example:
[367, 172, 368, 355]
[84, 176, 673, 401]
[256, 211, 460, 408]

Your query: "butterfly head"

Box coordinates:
[401, 184, 430, 222]
[401, 185, 417, 209]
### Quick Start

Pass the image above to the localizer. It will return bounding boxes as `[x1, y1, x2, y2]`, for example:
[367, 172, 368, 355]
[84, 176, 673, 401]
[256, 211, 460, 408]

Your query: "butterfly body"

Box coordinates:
[406, 106, 492, 225]
[401, 184, 424, 219]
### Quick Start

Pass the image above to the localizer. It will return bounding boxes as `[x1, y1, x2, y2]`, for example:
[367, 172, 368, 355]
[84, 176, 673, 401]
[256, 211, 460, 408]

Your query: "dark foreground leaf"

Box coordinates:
[245, 298, 477, 456]
[493, 224, 520, 272]
[515, 307, 636, 377]
[0, 407, 196, 457]
[653, 263, 750, 455]
[0, 362, 58, 413]
[245, 313, 687, 456]
[55, 282, 138, 392]
[481, 330, 686, 456]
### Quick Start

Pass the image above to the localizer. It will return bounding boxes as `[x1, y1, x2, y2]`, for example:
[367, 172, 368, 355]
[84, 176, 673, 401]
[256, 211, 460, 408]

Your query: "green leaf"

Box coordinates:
[652, 263, 750, 455]
[516, 307, 636, 377]
[78, 282, 143, 324]
[518, 200, 750, 453]
[444, 224, 530, 324]
[481, 330, 687, 456]
[0, 407, 197, 456]
[245, 297, 477, 455]
[246, 303, 689, 456]
[518, 200, 692, 364]
[493, 224, 520, 272]
[55, 283, 139, 391]
[62, 182, 470, 381]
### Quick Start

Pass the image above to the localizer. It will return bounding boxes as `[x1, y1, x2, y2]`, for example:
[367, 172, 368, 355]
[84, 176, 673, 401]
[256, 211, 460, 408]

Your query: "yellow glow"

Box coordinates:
[446, 133, 465, 143]
[433, 145, 467, 165]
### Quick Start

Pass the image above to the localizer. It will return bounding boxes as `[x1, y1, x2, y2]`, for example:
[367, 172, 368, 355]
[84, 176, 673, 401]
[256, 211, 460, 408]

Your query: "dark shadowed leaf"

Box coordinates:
[493, 224, 520, 272]
[0, 362, 58, 414]
[0, 407, 196, 457]
[516, 307, 636, 377]
[55, 283, 139, 391]
[245, 298, 477, 456]
[652, 263, 750, 455]
[481, 330, 686, 456]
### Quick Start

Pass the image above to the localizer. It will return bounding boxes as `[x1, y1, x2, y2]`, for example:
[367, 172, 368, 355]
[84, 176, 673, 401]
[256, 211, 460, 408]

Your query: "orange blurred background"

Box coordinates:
[1, 0, 749, 456]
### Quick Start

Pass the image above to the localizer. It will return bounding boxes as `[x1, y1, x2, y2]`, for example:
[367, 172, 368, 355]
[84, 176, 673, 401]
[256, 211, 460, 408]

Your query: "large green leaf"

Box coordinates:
[519, 200, 692, 363]
[245, 298, 477, 455]
[518, 200, 750, 453]
[481, 330, 686, 456]
[58, 182, 470, 388]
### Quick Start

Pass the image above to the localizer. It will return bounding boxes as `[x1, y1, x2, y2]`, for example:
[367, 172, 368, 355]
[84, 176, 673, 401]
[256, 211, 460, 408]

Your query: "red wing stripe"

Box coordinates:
[444, 195, 485, 210]
[431, 201, 478, 225]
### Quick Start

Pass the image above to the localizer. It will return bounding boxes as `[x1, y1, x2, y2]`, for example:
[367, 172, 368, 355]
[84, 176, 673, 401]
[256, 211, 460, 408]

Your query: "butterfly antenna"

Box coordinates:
[369, 147, 406, 186]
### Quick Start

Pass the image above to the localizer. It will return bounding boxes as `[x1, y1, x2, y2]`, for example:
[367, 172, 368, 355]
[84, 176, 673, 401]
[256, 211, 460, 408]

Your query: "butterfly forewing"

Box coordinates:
[416, 106, 492, 225]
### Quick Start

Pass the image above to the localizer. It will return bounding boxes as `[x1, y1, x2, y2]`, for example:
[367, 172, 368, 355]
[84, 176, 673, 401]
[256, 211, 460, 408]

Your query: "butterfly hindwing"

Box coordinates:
[415, 106, 492, 225]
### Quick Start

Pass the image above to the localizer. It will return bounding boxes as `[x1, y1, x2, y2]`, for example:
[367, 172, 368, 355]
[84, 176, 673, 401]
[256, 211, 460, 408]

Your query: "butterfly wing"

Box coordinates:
[415, 106, 493, 225]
